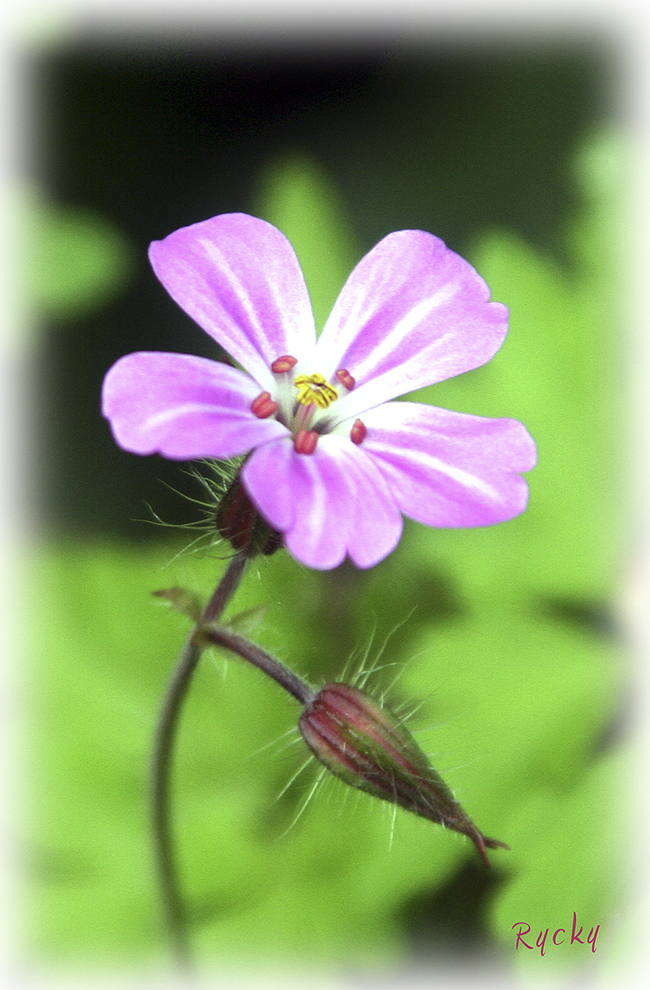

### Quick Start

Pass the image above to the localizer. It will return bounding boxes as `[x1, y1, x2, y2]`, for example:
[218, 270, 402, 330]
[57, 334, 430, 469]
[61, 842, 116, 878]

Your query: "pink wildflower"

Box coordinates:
[102, 213, 535, 569]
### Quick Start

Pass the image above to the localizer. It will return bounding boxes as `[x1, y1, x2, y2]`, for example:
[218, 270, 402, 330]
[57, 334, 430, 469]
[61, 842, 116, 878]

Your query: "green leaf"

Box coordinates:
[489, 746, 627, 976]
[24, 195, 135, 321]
[222, 603, 270, 637]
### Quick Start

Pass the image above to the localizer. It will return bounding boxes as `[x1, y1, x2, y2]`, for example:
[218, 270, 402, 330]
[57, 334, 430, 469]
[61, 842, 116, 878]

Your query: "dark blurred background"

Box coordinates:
[30, 31, 614, 540]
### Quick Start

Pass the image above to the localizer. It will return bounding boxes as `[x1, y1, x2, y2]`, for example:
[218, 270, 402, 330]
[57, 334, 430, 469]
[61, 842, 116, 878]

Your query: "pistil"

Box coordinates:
[294, 373, 338, 410]
[293, 400, 316, 433]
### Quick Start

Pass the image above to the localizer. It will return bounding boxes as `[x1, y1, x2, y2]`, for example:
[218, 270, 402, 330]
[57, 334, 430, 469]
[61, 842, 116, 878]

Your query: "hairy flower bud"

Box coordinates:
[299, 682, 508, 868]
[215, 473, 283, 558]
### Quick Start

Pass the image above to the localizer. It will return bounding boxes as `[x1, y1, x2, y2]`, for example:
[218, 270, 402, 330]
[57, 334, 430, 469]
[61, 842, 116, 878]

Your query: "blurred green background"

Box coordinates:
[24, 31, 629, 984]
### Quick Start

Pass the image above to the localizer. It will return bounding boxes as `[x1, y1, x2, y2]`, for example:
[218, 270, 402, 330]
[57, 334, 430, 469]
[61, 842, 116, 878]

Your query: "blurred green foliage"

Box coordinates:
[252, 154, 360, 334]
[25, 197, 135, 321]
[25, 130, 628, 981]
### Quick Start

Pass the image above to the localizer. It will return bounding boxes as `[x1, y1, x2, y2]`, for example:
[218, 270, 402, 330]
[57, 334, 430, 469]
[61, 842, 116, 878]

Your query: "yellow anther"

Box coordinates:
[294, 373, 338, 410]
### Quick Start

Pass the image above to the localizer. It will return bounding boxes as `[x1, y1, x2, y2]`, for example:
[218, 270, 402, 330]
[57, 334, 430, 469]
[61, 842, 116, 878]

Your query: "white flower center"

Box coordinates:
[250, 355, 366, 454]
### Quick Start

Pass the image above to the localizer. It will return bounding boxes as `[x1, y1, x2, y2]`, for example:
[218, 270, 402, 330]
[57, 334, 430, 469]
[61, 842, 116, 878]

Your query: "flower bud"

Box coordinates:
[215, 473, 283, 557]
[299, 682, 508, 868]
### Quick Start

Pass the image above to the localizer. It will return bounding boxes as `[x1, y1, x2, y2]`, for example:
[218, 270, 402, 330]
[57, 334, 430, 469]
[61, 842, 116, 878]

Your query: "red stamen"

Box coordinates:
[271, 355, 298, 374]
[251, 391, 278, 419]
[335, 368, 356, 391]
[350, 419, 367, 445]
[294, 429, 319, 455]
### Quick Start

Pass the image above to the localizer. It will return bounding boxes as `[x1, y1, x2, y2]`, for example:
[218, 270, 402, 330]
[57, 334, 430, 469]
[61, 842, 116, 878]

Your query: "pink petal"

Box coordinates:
[240, 436, 297, 533]
[148, 214, 316, 391]
[316, 230, 508, 419]
[280, 444, 353, 571]
[241, 435, 403, 570]
[102, 352, 287, 459]
[362, 401, 536, 527]
[342, 446, 404, 568]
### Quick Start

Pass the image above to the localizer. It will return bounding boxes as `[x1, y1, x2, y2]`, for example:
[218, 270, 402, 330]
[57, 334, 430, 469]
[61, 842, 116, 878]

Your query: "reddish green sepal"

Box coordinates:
[215, 473, 283, 557]
[299, 682, 508, 868]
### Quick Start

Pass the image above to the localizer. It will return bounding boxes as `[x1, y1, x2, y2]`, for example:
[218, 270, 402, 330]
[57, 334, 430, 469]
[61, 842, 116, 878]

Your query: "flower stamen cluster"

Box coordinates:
[252, 355, 362, 455]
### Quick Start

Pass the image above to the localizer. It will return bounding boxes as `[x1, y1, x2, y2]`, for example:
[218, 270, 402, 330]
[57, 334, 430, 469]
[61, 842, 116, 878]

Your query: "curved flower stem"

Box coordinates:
[151, 637, 199, 969]
[151, 552, 247, 969]
[202, 626, 315, 706]
[202, 552, 248, 623]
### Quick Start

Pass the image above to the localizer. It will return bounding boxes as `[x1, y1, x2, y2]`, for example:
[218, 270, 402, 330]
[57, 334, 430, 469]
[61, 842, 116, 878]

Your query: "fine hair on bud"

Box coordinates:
[298, 681, 509, 868]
